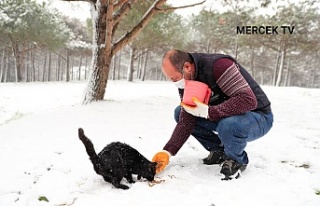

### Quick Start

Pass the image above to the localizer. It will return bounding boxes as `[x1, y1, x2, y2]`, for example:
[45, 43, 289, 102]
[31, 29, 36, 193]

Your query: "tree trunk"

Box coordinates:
[71, 55, 74, 80]
[84, 56, 88, 80]
[137, 50, 142, 79]
[156, 66, 161, 80]
[284, 57, 290, 86]
[127, 46, 136, 82]
[11, 43, 20, 82]
[141, 50, 148, 81]
[3, 55, 8, 83]
[82, 2, 111, 104]
[288, 70, 292, 87]
[66, 50, 70, 82]
[276, 48, 286, 87]
[206, 39, 211, 53]
[311, 52, 319, 88]
[48, 51, 52, 81]
[57, 53, 62, 81]
[25, 48, 29, 82]
[37, 56, 40, 81]
[117, 50, 121, 80]
[0, 49, 4, 82]
[234, 35, 238, 60]
[260, 70, 264, 85]
[272, 46, 281, 86]
[31, 50, 36, 82]
[42, 51, 47, 82]
[250, 45, 255, 79]
[78, 54, 83, 80]
[112, 54, 117, 80]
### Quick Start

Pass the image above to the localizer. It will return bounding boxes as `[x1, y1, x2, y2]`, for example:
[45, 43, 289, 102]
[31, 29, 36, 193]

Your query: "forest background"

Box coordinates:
[0, 0, 319, 89]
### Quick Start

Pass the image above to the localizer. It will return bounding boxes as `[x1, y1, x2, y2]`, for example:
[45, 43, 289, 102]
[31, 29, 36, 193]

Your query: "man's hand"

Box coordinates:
[152, 150, 171, 174]
[181, 97, 209, 118]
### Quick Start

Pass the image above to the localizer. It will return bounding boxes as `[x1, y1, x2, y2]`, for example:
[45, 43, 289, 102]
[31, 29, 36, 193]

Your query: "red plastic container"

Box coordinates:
[182, 80, 211, 106]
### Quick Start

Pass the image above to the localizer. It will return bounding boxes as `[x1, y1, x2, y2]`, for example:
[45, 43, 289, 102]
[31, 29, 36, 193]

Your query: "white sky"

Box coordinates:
[47, 0, 210, 21]
[40, 0, 319, 21]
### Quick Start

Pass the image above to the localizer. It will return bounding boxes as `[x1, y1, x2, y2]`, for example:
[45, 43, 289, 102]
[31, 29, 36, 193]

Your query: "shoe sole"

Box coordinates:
[221, 168, 245, 181]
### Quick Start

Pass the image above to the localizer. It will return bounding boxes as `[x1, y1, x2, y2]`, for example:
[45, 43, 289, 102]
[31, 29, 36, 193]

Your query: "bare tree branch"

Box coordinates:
[52, 51, 68, 62]
[112, 0, 137, 27]
[156, 0, 206, 13]
[111, 0, 206, 55]
[113, 0, 129, 10]
[111, 0, 167, 55]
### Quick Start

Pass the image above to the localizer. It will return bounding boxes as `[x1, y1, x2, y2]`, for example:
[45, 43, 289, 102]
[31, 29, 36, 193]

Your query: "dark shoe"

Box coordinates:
[220, 159, 247, 180]
[203, 150, 225, 165]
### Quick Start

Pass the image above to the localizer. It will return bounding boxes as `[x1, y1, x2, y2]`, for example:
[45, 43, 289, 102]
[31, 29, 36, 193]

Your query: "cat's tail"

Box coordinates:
[78, 128, 103, 175]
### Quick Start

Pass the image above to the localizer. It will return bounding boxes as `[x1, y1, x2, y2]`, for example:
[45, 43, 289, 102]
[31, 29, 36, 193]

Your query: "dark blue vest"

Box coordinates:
[179, 53, 271, 114]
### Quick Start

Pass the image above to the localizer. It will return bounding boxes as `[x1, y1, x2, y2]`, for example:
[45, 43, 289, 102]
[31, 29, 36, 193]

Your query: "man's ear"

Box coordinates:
[183, 62, 192, 74]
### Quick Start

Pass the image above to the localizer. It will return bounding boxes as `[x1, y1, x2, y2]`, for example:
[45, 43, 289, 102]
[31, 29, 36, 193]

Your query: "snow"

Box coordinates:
[0, 80, 319, 206]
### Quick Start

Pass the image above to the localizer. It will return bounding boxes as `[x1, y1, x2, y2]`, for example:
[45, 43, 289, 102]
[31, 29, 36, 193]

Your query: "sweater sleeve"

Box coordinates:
[163, 108, 196, 156]
[208, 58, 258, 121]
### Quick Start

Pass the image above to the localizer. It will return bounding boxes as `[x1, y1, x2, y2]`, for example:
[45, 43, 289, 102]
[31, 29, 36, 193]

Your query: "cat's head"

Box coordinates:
[137, 162, 157, 181]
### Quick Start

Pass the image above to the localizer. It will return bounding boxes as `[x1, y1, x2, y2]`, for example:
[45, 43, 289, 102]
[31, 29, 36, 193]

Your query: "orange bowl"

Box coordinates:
[182, 80, 211, 106]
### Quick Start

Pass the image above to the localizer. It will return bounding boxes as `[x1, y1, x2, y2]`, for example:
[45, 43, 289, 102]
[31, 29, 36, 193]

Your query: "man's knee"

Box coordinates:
[174, 106, 181, 123]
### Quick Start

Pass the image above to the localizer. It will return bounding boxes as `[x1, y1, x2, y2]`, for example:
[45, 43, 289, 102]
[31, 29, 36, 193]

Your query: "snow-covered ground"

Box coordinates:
[0, 80, 319, 206]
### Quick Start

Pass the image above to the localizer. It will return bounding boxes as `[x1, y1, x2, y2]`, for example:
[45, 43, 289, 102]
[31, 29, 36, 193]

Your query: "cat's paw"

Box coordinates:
[112, 182, 130, 190]
[118, 184, 130, 190]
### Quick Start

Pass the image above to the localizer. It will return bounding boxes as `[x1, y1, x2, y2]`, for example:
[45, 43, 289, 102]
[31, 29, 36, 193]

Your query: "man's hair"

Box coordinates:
[163, 50, 193, 72]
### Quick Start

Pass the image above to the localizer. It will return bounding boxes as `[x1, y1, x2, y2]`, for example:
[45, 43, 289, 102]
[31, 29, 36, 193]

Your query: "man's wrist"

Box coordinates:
[161, 150, 172, 157]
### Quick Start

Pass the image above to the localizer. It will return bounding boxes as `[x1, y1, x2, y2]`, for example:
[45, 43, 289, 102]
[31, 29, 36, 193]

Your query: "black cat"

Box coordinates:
[78, 128, 157, 189]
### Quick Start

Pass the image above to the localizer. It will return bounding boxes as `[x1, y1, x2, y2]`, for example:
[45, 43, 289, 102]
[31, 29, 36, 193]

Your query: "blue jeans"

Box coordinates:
[174, 106, 273, 164]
